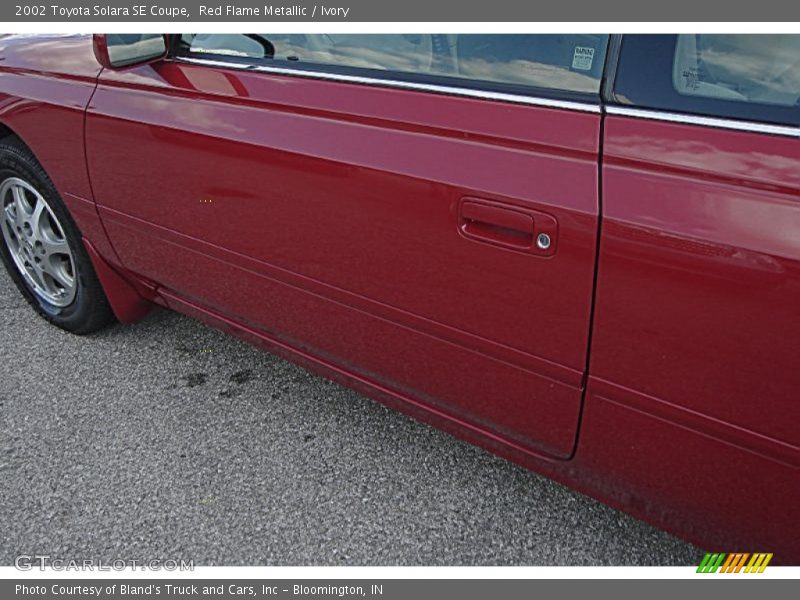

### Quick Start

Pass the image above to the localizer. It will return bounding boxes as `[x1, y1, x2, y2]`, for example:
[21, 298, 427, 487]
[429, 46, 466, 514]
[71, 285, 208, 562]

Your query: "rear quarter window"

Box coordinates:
[612, 34, 800, 126]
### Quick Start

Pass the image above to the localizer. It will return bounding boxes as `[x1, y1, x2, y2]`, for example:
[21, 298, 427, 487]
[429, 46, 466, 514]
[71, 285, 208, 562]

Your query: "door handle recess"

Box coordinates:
[458, 198, 558, 256]
[461, 201, 534, 249]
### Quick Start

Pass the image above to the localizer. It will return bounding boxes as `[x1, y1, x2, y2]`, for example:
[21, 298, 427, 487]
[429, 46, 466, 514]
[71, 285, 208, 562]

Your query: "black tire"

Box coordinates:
[0, 136, 115, 334]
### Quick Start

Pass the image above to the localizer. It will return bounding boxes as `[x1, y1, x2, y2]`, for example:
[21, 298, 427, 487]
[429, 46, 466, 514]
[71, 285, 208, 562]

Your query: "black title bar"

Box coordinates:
[4, 0, 800, 22]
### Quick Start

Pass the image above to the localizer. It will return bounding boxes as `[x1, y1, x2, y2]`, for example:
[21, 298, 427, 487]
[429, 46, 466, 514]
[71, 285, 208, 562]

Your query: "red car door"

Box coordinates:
[85, 34, 608, 459]
[584, 34, 800, 556]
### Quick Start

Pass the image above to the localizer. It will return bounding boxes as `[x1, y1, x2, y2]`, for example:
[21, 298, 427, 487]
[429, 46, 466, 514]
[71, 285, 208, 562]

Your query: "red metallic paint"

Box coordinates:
[596, 117, 800, 457]
[585, 116, 800, 560]
[83, 238, 153, 323]
[84, 59, 601, 460]
[575, 381, 799, 559]
[1, 34, 798, 562]
[0, 35, 124, 265]
[0, 35, 100, 200]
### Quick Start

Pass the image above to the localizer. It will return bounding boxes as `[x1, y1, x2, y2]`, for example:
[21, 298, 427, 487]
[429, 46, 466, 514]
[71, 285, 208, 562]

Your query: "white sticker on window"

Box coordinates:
[572, 46, 595, 71]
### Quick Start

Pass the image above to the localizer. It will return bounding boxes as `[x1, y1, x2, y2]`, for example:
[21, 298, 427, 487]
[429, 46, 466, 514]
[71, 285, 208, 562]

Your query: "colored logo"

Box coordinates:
[697, 553, 773, 573]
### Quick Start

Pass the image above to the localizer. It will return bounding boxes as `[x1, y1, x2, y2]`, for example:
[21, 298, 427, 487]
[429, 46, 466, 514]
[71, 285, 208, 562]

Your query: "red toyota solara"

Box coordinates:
[0, 33, 797, 561]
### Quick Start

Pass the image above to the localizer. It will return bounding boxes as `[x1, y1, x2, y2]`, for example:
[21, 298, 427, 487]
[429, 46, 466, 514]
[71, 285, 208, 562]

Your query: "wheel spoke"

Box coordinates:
[3, 203, 15, 229]
[43, 237, 70, 257]
[42, 256, 74, 290]
[11, 186, 28, 227]
[26, 260, 48, 291]
[29, 198, 46, 242]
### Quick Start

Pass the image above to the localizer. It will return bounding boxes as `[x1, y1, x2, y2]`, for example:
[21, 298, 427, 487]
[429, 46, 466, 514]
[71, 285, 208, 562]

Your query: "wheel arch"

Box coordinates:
[0, 119, 33, 152]
[0, 118, 154, 325]
[0, 121, 14, 141]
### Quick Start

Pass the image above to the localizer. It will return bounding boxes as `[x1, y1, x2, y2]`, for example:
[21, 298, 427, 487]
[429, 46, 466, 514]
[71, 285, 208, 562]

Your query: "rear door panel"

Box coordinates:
[86, 60, 601, 458]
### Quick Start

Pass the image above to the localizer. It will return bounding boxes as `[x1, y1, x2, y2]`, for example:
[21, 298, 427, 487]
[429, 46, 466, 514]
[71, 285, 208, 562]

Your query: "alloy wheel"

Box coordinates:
[0, 176, 77, 307]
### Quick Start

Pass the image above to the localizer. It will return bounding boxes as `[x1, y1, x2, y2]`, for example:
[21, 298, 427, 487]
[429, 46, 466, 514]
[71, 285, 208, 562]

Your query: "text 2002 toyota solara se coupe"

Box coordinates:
[1, 33, 798, 561]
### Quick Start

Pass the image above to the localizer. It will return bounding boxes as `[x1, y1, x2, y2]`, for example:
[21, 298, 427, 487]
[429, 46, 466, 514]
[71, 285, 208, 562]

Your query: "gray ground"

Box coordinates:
[0, 266, 704, 566]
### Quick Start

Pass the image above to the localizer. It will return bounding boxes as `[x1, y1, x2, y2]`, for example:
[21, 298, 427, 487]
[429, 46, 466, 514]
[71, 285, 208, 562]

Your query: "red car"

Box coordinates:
[1, 33, 798, 562]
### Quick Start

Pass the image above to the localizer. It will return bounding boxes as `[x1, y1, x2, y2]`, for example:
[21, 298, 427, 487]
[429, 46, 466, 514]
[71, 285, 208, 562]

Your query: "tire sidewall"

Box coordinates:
[0, 143, 97, 330]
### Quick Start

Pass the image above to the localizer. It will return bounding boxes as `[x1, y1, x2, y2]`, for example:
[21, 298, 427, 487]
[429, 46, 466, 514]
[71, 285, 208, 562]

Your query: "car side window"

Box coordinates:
[177, 34, 609, 97]
[613, 34, 800, 126]
[673, 35, 800, 107]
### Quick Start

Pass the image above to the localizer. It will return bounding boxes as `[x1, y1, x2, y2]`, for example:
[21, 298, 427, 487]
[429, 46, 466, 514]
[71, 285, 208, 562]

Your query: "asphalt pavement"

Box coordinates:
[0, 266, 704, 565]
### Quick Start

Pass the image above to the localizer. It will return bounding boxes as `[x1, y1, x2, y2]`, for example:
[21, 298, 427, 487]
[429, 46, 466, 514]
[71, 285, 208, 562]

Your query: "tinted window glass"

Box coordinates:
[613, 35, 800, 126]
[179, 34, 609, 96]
[674, 35, 800, 107]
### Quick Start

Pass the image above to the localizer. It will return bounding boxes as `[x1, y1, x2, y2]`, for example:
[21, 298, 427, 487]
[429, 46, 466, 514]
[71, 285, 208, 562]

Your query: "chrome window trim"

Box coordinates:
[175, 56, 602, 114]
[605, 105, 800, 139]
[173, 57, 800, 137]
